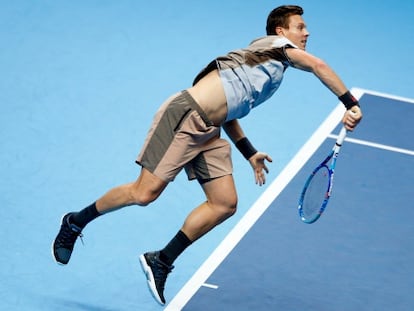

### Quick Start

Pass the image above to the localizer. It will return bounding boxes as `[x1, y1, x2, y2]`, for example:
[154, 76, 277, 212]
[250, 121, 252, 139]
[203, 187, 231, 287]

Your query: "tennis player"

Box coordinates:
[52, 5, 362, 305]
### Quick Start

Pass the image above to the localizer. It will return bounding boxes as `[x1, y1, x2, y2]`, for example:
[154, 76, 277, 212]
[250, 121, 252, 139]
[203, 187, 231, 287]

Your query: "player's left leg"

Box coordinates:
[140, 174, 238, 305]
[181, 174, 238, 241]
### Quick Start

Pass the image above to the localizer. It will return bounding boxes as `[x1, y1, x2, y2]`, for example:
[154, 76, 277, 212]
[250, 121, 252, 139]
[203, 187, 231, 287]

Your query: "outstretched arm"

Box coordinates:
[285, 48, 362, 130]
[223, 120, 272, 186]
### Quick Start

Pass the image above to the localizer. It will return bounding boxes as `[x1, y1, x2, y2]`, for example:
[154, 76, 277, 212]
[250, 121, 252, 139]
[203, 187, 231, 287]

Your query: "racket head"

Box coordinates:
[298, 164, 332, 224]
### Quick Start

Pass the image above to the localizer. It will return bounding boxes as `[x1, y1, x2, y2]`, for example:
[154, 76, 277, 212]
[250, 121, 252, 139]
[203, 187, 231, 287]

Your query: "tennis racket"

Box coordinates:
[298, 127, 348, 224]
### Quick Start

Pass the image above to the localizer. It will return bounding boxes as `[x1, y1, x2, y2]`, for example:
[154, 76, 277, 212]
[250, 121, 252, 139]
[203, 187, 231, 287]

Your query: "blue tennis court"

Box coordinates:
[168, 90, 414, 311]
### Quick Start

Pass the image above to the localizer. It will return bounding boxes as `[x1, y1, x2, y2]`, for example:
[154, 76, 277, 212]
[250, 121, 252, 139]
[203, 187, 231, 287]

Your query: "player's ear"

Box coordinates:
[276, 27, 284, 36]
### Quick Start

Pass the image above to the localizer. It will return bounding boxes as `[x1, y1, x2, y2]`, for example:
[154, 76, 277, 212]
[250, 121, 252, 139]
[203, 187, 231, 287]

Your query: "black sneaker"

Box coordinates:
[139, 251, 174, 305]
[52, 213, 83, 265]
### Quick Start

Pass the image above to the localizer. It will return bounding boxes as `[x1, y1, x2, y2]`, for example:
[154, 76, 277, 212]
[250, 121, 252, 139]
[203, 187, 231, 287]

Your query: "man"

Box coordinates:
[52, 5, 362, 305]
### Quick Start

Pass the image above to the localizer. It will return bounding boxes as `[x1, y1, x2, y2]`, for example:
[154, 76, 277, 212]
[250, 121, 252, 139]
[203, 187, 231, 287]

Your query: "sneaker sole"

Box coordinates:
[139, 254, 165, 305]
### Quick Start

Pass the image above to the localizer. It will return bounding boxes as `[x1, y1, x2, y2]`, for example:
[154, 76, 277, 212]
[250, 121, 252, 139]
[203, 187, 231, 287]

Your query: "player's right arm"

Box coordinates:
[285, 47, 362, 130]
[285, 47, 347, 96]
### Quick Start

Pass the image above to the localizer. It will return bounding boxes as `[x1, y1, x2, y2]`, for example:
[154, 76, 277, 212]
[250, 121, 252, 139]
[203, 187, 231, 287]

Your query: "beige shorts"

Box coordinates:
[136, 90, 232, 182]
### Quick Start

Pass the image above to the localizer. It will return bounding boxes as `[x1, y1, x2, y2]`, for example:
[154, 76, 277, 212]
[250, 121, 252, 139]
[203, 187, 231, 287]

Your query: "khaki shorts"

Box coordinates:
[136, 90, 233, 182]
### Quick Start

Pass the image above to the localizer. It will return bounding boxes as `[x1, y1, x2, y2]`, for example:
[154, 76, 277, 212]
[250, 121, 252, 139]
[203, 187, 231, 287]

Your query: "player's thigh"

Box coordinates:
[201, 174, 238, 210]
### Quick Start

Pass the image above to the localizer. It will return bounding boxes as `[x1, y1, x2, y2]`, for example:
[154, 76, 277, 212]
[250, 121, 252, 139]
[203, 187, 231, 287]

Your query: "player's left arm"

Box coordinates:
[285, 47, 363, 130]
[223, 119, 272, 186]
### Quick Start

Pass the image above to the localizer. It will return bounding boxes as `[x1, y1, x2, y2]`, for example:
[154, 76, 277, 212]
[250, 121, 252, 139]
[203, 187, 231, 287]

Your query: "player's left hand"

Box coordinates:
[248, 152, 273, 186]
[342, 105, 362, 131]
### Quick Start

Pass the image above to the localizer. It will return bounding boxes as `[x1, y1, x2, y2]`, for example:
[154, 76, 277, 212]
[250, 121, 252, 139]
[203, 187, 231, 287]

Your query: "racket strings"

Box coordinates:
[301, 166, 330, 221]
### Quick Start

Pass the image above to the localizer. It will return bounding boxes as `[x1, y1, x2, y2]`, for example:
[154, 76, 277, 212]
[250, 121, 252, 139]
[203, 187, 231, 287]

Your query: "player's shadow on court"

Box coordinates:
[47, 298, 121, 311]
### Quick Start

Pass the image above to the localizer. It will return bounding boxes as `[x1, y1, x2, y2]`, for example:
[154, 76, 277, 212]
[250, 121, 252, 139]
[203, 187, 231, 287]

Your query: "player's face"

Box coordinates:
[277, 15, 309, 50]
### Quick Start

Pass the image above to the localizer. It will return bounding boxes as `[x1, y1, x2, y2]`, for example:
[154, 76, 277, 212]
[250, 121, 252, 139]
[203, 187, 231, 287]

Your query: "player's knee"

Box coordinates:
[217, 196, 238, 219]
[129, 187, 159, 207]
[225, 204, 237, 219]
[228, 197, 238, 216]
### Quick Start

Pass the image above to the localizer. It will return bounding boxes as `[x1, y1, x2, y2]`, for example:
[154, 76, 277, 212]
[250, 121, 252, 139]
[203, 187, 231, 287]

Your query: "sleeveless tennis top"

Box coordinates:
[193, 36, 298, 121]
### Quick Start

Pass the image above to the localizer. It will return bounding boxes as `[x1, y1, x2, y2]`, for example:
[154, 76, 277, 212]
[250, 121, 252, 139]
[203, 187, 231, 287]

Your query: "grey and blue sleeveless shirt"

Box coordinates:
[193, 36, 297, 121]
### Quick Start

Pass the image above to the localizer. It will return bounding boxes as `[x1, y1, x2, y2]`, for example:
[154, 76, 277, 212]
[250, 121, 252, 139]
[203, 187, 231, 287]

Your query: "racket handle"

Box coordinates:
[336, 127, 347, 146]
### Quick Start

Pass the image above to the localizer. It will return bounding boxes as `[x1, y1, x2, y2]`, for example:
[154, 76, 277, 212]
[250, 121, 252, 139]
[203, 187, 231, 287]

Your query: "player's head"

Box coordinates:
[266, 5, 309, 50]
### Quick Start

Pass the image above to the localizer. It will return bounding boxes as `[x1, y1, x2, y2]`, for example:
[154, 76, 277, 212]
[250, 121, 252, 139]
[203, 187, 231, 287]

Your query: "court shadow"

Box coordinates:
[45, 297, 121, 311]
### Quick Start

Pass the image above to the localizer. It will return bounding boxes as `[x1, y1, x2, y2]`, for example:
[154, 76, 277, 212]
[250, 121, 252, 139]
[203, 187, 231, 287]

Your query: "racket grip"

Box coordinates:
[336, 127, 347, 145]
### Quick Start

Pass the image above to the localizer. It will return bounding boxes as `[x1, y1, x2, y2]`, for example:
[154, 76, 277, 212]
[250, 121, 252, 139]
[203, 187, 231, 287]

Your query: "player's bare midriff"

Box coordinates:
[187, 69, 228, 126]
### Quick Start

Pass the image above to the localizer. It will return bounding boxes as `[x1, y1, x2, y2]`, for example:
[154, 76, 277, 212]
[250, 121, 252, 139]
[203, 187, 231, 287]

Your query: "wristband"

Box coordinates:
[338, 91, 360, 110]
[235, 137, 257, 160]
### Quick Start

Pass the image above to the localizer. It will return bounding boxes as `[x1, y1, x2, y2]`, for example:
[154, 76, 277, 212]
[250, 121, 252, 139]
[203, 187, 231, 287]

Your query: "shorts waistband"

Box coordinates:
[181, 90, 214, 127]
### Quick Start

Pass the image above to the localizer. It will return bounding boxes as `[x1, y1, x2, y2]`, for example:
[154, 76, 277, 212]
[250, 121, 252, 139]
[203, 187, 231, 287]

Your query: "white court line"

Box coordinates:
[165, 88, 413, 311]
[201, 283, 219, 290]
[328, 134, 414, 156]
[350, 87, 414, 104]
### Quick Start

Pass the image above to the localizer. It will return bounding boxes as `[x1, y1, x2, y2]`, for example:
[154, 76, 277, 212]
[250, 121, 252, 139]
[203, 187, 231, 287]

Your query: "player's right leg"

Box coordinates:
[52, 168, 167, 265]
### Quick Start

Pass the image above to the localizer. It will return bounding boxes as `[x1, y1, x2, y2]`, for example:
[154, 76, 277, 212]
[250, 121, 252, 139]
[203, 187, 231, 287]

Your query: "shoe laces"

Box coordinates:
[152, 258, 173, 288]
[57, 218, 84, 248]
